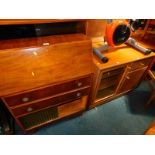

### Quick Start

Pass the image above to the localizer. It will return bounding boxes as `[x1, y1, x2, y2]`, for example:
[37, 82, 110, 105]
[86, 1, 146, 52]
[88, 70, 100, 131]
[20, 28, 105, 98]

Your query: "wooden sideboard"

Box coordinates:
[90, 40, 155, 108]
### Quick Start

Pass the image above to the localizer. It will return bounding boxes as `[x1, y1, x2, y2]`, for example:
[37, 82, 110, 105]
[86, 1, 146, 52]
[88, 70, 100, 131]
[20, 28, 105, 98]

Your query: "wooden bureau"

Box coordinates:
[0, 22, 93, 133]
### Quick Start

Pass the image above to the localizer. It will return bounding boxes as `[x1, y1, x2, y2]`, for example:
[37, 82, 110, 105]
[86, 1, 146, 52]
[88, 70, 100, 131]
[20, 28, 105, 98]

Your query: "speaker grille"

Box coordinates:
[19, 106, 58, 129]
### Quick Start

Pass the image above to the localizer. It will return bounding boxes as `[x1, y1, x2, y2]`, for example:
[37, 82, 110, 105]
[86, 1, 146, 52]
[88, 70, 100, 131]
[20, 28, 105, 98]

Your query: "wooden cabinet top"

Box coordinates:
[0, 34, 93, 97]
[0, 33, 89, 50]
[0, 19, 86, 25]
[92, 40, 155, 70]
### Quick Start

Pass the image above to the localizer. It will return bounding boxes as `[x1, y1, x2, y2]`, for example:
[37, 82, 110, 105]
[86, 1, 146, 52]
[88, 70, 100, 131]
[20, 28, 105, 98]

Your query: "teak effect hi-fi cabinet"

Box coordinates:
[90, 41, 155, 108]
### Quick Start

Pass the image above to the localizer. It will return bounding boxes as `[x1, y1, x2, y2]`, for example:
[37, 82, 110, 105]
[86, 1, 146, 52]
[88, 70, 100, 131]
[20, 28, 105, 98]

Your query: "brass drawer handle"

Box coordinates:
[22, 97, 29, 102]
[27, 107, 33, 112]
[140, 63, 145, 66]
[77, 82, 82, 87]
[76, 92, 81, 97]
[126, 76, 130, 80]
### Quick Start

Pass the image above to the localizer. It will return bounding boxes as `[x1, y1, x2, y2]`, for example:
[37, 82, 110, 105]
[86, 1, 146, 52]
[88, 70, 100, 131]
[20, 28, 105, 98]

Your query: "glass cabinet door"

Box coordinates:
[96, 67, 124, 100]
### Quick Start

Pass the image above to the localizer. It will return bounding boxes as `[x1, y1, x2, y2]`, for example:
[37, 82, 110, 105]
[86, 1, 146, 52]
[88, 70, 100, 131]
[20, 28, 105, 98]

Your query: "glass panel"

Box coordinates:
[96, 67, 124, 100]
[96, 86, 115, 99]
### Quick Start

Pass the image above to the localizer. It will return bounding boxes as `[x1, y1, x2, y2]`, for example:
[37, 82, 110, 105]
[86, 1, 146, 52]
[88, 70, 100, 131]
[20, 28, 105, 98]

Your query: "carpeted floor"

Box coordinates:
[15, 80, 155, 135]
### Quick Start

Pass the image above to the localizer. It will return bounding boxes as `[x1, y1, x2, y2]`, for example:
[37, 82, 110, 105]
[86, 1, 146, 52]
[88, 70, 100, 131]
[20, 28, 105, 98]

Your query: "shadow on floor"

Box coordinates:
[125, 89, 155, 116]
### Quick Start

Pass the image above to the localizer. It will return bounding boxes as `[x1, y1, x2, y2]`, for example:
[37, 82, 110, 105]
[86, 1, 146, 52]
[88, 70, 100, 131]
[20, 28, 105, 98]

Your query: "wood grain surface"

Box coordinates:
[0, 34, 93, 97]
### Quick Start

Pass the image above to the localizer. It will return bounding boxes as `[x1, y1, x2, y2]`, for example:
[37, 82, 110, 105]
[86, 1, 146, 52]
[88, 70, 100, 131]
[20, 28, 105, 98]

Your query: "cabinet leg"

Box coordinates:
[145, 94, 155, 108]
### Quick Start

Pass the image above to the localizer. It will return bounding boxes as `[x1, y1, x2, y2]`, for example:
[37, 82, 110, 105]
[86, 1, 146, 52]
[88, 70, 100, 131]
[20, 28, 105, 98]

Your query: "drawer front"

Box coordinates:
[4, 76, 91, 107]
[11, 87, 90, 117]
[127, 58, 152, 72]
[18, 96, 87, 130]
[101, 67, 124, 80]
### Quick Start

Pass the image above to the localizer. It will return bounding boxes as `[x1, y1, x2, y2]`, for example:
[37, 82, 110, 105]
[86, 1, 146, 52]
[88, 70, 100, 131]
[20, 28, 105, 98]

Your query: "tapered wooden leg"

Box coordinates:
[145, 94, 155, 108]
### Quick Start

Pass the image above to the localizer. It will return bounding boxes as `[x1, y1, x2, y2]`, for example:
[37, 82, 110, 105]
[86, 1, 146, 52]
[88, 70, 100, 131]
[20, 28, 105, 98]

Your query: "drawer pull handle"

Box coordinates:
[22, 97, 29, 102]
[27, 107, 33, 112]
[128, 67, 132, 69]
[76, 92, 81, 97]
[126, 76, 130, 80]
[140, 63, 145, 66]
[77, 82, 82, 87]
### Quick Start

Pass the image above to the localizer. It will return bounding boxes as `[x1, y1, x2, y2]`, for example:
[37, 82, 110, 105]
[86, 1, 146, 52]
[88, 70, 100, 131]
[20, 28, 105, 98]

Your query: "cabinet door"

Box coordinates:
[117, 67, 147, 94]
[96, 67, 124, 100]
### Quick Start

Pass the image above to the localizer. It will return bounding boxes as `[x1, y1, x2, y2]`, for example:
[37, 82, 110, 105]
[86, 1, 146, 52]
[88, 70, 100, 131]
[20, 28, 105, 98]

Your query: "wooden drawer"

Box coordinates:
[11, 87, 90, 117]
[3, 76, 91, 107]
[18, 96, 88, 131]
[101, 67, 124, 80]
[127, 58, 152, 72]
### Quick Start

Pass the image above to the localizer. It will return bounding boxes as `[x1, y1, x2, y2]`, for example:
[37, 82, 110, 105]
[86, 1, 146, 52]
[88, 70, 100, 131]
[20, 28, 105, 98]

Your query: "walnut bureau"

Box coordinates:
[0, 33, 93, 133]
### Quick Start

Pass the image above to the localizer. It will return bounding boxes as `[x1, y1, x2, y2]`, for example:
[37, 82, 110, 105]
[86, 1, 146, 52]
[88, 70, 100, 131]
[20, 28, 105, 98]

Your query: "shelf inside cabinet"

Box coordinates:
[99, 76, 120, 91]
[96, 85, 115, 100]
